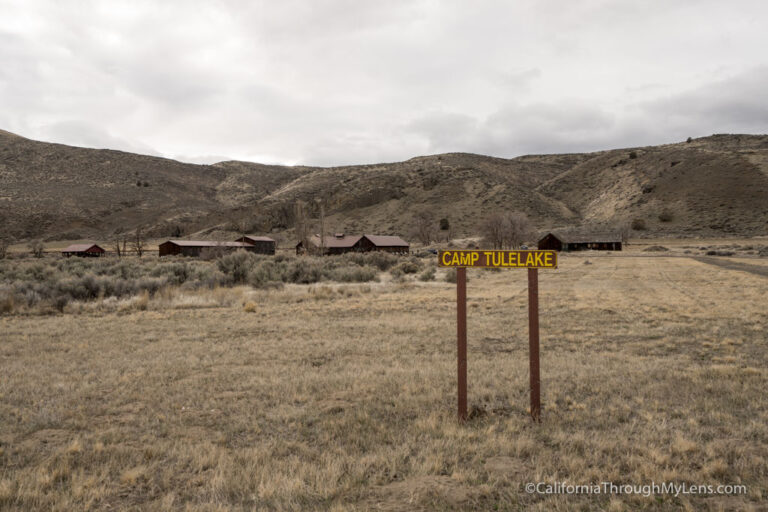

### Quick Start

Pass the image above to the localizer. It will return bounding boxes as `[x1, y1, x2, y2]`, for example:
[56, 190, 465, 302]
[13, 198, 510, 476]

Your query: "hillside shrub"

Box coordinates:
[631, 218, 647, 230]
[0, 288, 13, 314]
[658, 209, 673, 222]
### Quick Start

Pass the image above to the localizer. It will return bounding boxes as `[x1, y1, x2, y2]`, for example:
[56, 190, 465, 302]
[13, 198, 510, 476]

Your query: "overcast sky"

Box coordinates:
[1, 0, 767, 166]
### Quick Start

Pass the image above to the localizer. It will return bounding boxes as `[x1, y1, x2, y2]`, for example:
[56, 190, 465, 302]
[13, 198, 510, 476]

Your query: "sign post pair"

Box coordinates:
[438, 249, 558, 422]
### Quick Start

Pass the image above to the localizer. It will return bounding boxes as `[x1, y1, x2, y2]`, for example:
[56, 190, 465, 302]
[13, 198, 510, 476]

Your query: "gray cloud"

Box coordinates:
[639, 67, 768, 134]
[0, 1, 767, 165]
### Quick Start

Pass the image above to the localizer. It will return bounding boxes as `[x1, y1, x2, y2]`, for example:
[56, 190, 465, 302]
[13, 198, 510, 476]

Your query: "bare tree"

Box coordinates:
[316, 199, 326, 255]
[616, 221, 631, 245]
[0, 238, 8, 259]
[131, 227, 146, 257]
[414, 209, 436, 245]
[294, 200, 310, 254]
[480, 212, 532, 249]
[112, 231, 128, 258]
[235, 216, 249, 241]
[503, 212, 533, 249]
[228, 206, 263, 240]
[28, 240, 45, 258]
[445, 224, 455, 243]
[479, 213, 506, 249]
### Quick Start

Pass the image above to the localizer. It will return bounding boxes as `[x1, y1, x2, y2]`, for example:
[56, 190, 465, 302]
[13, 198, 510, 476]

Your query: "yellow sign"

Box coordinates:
[438, 250, 558, 269]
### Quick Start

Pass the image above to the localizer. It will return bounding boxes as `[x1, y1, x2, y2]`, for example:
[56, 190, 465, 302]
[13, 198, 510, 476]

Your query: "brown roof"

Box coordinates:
[303, 235, 362, 248]
[541, 232, 621, 244]
[240, 235, 275, 242]
[62, 243, 103, 252]
[363, 234, 409, 247]
[163, 240, 254, 248]
[299, 234, 410, 248]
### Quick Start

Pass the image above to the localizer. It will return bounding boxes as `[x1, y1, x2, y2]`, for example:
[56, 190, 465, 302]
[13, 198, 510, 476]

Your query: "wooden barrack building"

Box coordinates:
[296, 234, 410, 255]
[159, 240, 259, 257]
[235, 235, 276, 255]
[538, 232, 622, 252]
[61, 243, 106, 258]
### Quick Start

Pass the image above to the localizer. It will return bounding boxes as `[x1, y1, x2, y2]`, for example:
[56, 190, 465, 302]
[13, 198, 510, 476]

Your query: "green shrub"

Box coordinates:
[0, 250, 409, 310]
[345, 252, 399, 271]
[328, 265, 379, 283]
[418, 267, 436, 281]
[0, 288, 13, 314]
[195, 267, 229, 288]
[286, 259, 324, 284]
[444, 268, 470, 283]
[217, 251, 257, 284]
[391, 259, 421, 276]
[248, 260, 286, 288]
[152, 262, 190, 285]
[52, 295, 69, 313]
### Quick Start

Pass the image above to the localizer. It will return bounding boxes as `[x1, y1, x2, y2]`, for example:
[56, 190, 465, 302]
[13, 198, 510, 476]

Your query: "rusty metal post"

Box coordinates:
[457, 267, 467, 422]
[528, 267, 541, 422]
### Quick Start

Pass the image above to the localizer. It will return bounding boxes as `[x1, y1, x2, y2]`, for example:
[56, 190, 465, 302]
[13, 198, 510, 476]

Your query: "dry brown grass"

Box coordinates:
[0, 254, 766, 510]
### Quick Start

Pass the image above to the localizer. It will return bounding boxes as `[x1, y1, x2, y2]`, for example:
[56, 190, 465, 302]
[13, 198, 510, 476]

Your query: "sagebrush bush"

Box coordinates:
[444, 268, 469, 283]
[0, 251, 394, 313]
[418, 267, 436, 281]
[248, 260, 286, 288]
[328, 265, 379, 283]
[0, 288, 14, 314]
[658, 209, 673, 222]
[152, 262, 190, 285]
[286, 259, 324, 284]
[342, 252, 399, 271]
[391, 259, 421, 276]
[217, 251, 258, 284]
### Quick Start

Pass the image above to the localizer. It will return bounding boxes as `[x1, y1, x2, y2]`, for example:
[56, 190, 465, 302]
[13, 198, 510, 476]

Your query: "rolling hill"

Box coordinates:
[1, 128, 767, 244]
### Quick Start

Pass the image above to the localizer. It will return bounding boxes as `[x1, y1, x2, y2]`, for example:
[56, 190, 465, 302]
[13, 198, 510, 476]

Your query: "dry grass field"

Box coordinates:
[1, 253, 767, 510]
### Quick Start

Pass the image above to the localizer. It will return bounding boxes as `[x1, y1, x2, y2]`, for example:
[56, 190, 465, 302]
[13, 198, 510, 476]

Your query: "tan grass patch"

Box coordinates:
[0, 255, 766, 510]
